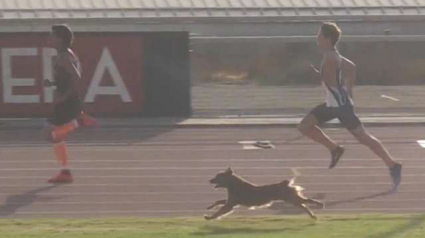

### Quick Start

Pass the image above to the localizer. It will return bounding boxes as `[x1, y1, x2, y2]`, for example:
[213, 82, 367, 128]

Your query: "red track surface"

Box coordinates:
[0, 126, 423, 218]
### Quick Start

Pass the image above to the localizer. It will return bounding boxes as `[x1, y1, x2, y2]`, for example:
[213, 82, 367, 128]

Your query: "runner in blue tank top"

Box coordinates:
[298, 22, 402, 187]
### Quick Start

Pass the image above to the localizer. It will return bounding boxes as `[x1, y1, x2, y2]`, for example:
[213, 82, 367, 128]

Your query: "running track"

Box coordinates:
[0, 126, 424, 218]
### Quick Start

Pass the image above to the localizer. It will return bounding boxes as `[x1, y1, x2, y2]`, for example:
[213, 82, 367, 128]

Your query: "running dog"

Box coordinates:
[205, 168, 324, 220]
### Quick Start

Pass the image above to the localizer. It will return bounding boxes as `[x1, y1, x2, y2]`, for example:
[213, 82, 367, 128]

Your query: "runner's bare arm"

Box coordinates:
[341, 57, 356, 99]
[321, 55, 338, 87]
[55, 53, 81, 103]
[304, 59, 321, 82]
[43, 56, 56, 87]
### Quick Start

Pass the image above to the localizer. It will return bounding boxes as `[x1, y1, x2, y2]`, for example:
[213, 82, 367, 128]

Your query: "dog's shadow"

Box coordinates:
[192, 223, 313, 236]
[0, 184, 65, 217]
[269, 193, 326, 215]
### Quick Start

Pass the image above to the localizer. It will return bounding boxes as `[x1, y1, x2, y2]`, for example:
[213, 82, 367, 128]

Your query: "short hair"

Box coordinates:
[321, 22, 341, 46]
[52, 24, 73, 49]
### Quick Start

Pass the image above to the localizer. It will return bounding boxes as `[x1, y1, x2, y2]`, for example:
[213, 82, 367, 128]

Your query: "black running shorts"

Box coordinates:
[309, 103, 362, 130]
[47, 98, 82, 126]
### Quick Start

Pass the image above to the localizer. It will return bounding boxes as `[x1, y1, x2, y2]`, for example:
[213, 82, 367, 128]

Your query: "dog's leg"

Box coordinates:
[296, 204, 317, 220]
[204, 204, 234, 220]
[302, 198, 325, 209]
[207, 199, 227, 210]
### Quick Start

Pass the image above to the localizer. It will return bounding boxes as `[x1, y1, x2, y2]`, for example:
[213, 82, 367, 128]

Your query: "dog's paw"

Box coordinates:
[319, 202, 325, 209]
[207, 205, 215, 210]
[204, 215, 213, 220]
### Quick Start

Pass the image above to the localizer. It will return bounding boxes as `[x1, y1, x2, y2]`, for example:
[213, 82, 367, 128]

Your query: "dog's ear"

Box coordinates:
[225, 167, 233, 174]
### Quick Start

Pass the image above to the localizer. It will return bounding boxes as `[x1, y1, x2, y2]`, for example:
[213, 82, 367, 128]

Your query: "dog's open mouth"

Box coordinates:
[210, 182, 219, 188]
[210, 180, 220, 188]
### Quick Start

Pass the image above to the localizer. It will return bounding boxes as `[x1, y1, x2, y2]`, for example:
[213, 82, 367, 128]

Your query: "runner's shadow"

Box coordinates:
[367, 214, 425, 238]
[0, 184, 64, 217]
[0, 118, 188, 147]
[282, 135, 305, 144]
[325, 187, 396, 207]
[270, 189, 396, 215]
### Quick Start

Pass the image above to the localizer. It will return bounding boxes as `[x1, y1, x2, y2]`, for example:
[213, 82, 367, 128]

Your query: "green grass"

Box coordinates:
[0, 214, 424, 238]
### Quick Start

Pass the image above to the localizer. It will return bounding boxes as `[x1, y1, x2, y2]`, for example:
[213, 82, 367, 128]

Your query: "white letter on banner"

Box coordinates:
[2, 48, 40, 103]
[42, 48, 57, 103]
[85, 48, 132, 103]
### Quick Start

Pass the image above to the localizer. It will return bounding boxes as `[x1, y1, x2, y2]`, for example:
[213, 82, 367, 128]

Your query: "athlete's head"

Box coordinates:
[317, 22, 341, 50]
[50, 24, 73, 50]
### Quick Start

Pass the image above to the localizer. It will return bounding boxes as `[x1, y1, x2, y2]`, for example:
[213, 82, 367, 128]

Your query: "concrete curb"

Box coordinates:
[0, 116, 424, 130]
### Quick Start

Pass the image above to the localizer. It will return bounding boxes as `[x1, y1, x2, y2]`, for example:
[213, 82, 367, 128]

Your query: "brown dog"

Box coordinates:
[205, 168, 324, 220]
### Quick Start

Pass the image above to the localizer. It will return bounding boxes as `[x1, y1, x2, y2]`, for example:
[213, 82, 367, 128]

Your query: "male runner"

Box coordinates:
[43, 24, 96, 183]
[298, 22, 402, 187]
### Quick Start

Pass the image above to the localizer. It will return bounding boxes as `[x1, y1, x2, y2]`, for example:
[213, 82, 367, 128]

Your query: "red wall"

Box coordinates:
[0, 33, 144, 117]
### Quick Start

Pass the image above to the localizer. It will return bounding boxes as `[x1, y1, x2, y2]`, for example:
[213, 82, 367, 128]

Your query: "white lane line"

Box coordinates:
[381, 95, 400, 101]
[0, 166, 423, 171]
[0, 174, 422, 179]
[3, 199, 425, 207]
[0, 158, 423, 163]
[5, 209, 425, 216]
[0, 182, 424, 188]
[0, 144, 418, 151]
[0, 190, 422, 197]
